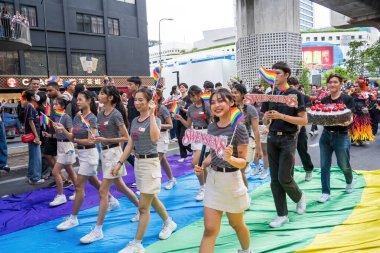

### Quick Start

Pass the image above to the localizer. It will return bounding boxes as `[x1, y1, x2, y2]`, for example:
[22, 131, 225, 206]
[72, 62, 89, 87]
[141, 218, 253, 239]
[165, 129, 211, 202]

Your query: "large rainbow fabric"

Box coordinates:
[153, 66, 162, 87]
[230, 107, 244, 129]
[200, 92, 211, 103]
[48, 75, 61, 83]
[170, 101, 180, 114]
[258, 66, 276, 85]
[54, 109, 64, 120]
[80, 115, 91, 130]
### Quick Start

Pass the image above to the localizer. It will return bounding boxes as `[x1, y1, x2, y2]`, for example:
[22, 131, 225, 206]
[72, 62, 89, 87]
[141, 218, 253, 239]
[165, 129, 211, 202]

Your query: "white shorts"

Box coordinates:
[56, 141, 76, 165]
[134, 157, 161, 194]
[101, 146, 126, 179]
[204, 168, 251, 213]
[157, 131, 170, 153]
[77, 148, 99, 177]
[191, 128, 208, 151]
[259, 125, 268, 144]
[247, 136, 256, 163]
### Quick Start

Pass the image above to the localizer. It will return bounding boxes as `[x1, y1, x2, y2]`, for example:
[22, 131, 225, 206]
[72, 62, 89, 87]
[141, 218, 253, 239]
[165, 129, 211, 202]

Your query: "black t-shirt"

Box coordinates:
[179, 95, 192, 120]
[261, 88, 305, 133]
[322, 94, 355, 132]
[127, 95, 140, 128]
[303, 94, 312, 108]
[24, 104, 40, 137]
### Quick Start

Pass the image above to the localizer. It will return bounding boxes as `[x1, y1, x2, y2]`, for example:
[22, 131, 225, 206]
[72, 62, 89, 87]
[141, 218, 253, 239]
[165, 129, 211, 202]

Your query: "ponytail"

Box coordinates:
[79, 90, 98, 116]
[100, 86, 128, 125]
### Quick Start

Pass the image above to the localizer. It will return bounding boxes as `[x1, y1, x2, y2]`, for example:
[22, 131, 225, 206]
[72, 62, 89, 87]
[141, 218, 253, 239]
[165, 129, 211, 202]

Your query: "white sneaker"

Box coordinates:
[269, 216, 289, 228]
[309, 131, 314, 136]
[250, 168, 261, 177]
[296, 192, 306, 215]
[164, 178, 177, 190]
[238, 249, 254, 253]
[178, 158, 186, 162]
[28, 178, 45, 185]
[130, 211, 140, 222]
[259, 169, 268, 180]
[159, 219, 177, 240]
[108, 197, 120, 211]
[49, 194, 67, 207]
[69, 193, 76, 201]
[305, 172, 313, 182]
[314, 130, 319, 135]
[118, 241, 145, 253]
[195, 188, 205, 201]
[346, 182, 354, 194]
[56, 216, 79, 231]
[318, 193, 330, 203]
[80, 228, 103, 244]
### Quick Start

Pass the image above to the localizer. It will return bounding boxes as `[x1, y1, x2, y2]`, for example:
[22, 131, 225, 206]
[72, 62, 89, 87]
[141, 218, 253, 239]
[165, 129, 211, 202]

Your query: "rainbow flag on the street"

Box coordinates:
[258, 66, 276, 85]
[170, 101, 180, 114]
[230, 107, 243, 129]
[153, 66, 162, 87]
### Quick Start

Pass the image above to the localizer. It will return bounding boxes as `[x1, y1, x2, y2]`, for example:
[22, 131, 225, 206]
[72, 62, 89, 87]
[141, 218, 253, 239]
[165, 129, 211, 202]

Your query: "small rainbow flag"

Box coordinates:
[201, 92, 211, 103]
[258, 66, 276, 85]
[230, 107, 244, 129]
[153, 66, 162, 87]
[54, 108, 64, 120]
[104, 75, 109, 82]
[44, 104, 51, 127]
[170, 101, 180, 114]
[80, 115, 91, 130]
[48, 75, 61, 84]
[41, 113, 50, 127]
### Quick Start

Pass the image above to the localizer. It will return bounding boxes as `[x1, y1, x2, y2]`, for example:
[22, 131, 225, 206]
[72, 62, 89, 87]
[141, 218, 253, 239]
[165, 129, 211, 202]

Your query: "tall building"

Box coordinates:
[0, 0, 149, 77]
[300, 0, 314, 31]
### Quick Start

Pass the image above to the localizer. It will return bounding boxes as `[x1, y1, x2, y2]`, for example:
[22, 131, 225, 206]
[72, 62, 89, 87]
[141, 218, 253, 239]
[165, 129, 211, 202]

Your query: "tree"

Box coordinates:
[299, 67, 311, 94]
[323, 66, 356, 82]
[364, 41, 380, 77]
[344, 41, 368, 76]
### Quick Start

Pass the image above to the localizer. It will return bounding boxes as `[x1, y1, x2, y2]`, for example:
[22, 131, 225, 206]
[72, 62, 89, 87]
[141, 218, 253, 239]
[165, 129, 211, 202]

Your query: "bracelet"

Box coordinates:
[117, 161, 123, 165]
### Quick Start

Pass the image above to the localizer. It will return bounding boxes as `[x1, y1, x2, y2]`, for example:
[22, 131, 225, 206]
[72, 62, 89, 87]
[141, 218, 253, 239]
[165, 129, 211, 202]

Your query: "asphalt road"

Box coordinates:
[1, 125, 379, 197]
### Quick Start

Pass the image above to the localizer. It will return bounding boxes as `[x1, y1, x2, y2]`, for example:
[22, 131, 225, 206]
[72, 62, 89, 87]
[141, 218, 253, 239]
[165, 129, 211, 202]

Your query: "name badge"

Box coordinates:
[104, 121, 109, 126]
[138, 127, 145, 133]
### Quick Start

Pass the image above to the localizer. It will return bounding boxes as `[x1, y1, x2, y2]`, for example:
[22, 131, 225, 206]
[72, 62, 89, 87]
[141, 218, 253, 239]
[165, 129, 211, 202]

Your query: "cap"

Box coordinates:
[64, 80, 75, 89]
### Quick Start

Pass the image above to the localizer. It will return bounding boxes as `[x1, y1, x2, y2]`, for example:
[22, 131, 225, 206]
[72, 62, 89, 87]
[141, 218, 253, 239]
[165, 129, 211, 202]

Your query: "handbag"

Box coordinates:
[21, 104, 35, 143]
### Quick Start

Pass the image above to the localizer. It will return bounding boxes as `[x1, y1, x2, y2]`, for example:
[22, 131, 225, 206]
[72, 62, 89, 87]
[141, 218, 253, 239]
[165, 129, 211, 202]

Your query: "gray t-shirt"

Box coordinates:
[207, 122, 249, 168]
[97, 109, 124, 147]
[158, 105, 170, 126]
[56, 114, 73, 140]
[131, 116, 161, 154]
[72, 113, 97, 139]
[187, 103, 211, 128]
[241, 104, 258, 136]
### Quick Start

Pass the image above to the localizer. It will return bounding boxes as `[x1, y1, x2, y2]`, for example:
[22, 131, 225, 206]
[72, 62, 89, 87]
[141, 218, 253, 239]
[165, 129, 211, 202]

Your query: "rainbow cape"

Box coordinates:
[170, 101, 180, 114]
[258, 66, 276, 85]
[230, 107, 243, 129]
[153, 66, 162, 87]
[200, 92, 211, 103]
[54, 109, 64, 120]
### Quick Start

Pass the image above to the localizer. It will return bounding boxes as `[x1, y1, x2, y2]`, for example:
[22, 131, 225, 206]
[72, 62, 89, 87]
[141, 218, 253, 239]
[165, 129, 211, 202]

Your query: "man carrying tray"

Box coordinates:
[318, 73, 355, 203]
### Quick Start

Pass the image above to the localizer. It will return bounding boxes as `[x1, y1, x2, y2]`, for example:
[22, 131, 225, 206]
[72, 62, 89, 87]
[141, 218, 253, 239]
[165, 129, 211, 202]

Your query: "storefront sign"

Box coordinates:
[244, 94, 298, 107]
[6, 78, 18, 88]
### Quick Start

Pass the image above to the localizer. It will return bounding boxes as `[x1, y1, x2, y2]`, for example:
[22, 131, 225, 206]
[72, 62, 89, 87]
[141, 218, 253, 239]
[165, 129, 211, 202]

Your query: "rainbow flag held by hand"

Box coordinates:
[80, 115, 91, 130]
[170, 101, 180, 114]
[153, 66, 162, 87]
[258, 66, 276, 85]
[48, 76, 61, 84]
[200, 92, 211, 103]
[54, 109, 64, 120]
[44, 104, 51, 127]
[41, 114, 50, 127]
[230, 107, 244, 129]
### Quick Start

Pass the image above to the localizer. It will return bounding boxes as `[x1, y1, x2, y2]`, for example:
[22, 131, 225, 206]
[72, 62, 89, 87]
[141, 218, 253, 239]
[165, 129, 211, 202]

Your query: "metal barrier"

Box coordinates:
[0, 15, 30, 43]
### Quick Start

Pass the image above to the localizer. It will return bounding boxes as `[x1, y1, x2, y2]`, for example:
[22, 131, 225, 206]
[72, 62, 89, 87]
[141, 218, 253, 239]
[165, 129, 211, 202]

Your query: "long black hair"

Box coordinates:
[79, 90, 97, 116]
[189, 85, 209, 124]
[100, 86, 127, 125]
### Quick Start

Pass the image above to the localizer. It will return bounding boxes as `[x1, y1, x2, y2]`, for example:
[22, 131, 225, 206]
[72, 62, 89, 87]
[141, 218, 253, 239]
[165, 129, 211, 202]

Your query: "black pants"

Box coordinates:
[311, 125, 318, 132]
[297, 126, 314, 172]
[176, 123, 192, 158]
[267, 133, 302, 216]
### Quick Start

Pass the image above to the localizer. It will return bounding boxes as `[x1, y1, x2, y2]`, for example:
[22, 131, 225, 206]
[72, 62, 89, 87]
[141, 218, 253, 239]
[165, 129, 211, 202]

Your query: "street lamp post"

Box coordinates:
[158, 18, 174, 67]
[41, 0, 50, 77]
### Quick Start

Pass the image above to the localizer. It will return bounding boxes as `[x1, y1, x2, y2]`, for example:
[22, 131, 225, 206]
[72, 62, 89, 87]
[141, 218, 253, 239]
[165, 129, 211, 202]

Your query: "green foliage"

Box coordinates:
[299, 67, 311, 93]
[344, 41, 368, 76]
[363, 41, 380, 77]
[323, 66, 357, 83]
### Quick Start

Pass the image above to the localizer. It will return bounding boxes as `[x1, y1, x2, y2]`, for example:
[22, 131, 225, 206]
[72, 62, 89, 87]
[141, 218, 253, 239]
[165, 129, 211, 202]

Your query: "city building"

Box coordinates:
[300, 0, 314, 31]
[0, 0, 149, 77]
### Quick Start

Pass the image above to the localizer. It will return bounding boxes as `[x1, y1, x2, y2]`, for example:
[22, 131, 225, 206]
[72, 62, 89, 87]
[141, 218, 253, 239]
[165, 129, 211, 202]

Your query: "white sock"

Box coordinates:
[109, 195, 116, 202]
[95, 225, 102, 232]
[133, 239, 142, 244]
[70, 214, 78, 220]
[164, 217, 172, 225]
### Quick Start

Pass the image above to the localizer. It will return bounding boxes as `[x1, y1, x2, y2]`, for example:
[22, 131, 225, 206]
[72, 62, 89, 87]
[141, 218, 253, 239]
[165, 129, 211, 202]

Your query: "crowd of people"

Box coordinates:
[0, 61, 379, 252]
[0, 8, 30, 40]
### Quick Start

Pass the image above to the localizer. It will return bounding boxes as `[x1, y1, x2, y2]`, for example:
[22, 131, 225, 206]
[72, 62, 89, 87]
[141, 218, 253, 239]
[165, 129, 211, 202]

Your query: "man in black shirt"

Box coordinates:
[288, 78, 315, 182]
[318, 73, 355, 203]
[261, 62, 308, 228]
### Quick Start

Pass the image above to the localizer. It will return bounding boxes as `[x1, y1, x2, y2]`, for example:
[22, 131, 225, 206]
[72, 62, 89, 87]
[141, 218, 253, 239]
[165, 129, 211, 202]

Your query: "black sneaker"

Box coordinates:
[0, 166, 10, 173]
[48, 181, 57, 188]
[63, 180, 73, 188]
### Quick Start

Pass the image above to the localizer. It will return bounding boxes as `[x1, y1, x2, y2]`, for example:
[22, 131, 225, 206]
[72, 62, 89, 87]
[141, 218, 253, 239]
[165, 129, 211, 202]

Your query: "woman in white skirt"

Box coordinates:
[174, 85, 212, 201]
[155, 90, 177, 190]
[49, 97, 77, 207]
[54, 90, 120, 231]
[79, 86, 139, 244]
[113, 87, 177, 253]
[195, 88, 252, 253]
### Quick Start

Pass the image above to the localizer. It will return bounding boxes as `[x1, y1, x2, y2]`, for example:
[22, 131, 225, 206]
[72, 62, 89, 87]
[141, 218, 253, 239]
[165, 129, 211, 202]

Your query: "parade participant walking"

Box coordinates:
[318, 73, 355, 203]
[174, 85, 212, 201]
[309, 84, 319, 136]
[48, 97, 77, 207]
[176, 83, 192, 162]
[231, 84, 262, 187]
[79, 86, 140, 244]
[194, 88, 252, 253]
[113, 87, 177, 253]
[155, 90, 177, 190]
[55, 90, 120, 231]
[261, 62, 308, 228]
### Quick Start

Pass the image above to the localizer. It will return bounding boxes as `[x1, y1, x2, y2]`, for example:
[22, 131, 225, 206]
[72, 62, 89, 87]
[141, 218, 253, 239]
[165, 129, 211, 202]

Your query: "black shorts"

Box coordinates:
[42, 138, 57, 156]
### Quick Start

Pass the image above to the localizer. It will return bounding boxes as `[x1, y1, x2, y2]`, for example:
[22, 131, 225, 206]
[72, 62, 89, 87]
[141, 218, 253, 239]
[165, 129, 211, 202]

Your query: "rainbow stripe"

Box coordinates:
[48, 76, 61, 84]
[41, 114, 49, 127]
[103, 75, 109, 82]
[54, 109, 64, 120]
[170, 101, 180, 114]
[200, 92, 211, 103]
[44, 104, 51, 127]
[230, 107, 243, 129]
[80, 115, 91, 130]
[153, 66, 162, 87]
[258, 66, 276, 85]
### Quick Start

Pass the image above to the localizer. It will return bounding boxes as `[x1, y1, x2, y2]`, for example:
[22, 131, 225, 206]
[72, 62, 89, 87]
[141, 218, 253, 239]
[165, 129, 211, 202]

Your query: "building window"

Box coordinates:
[76, 13, 104, 34]
[314, 37, 318, 41]
[336, 36, 340, 40]
[108, 18, 119, 36]
[20, 5, 37, 27]
[306, 37, 310, 42]
[321, 36, 325, 41]
[24, 51, 67, 76]
[351, 35, 355, 39]
[0, 2, 14, 15]
[359, 35, 362, 39]
[71, 52, 106, 76]
[328, 36, 332, 41]
[0, 51, 19, 75]
[117, 0, 136, 4]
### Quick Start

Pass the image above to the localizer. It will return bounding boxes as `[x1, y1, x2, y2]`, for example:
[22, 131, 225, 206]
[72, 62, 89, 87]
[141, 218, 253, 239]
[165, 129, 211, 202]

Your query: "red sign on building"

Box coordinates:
[6, 78, 18, 88]
[302, 46, 334, 69]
